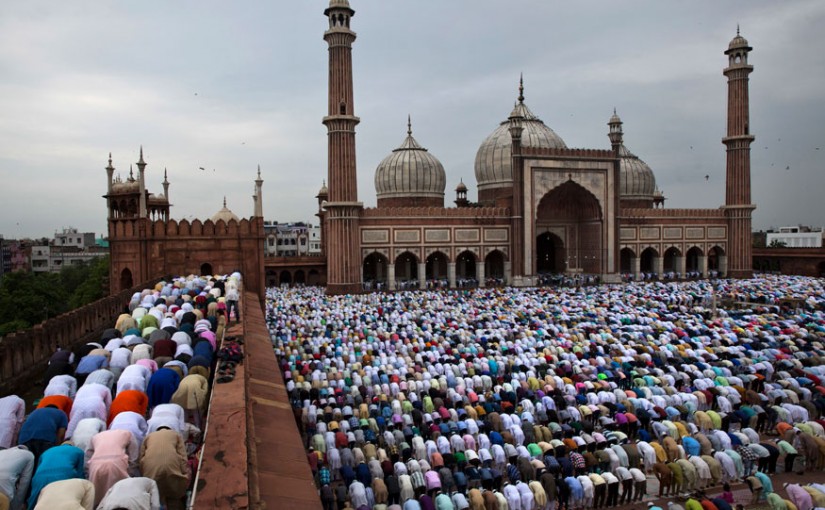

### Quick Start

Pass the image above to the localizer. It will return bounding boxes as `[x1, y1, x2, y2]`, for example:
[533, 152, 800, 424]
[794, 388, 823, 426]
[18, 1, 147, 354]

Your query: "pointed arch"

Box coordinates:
[663, 246, 681, 273]
[455, 250, 477, 281]
[620, 247, 635, 274]
[640, 247, 658, 274]
[425, 251, 448, 280]
[279, 270, 292, 285]
[394, 251, 419, 283]
[484, 250, 506, 282]
[119, 268, 133, 291]
[363, 252, 389, 285]
[686, 246, 703, 273]
[708, 245, 725, 272]
[294, 270, 306, 285]
[200, 263, 213, 276]
[536, 180, 603, 274]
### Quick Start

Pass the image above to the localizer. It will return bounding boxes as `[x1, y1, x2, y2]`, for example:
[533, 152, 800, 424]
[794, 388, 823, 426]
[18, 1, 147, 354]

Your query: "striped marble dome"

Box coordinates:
[474, 98, 567, 191]
[618, 144, 657, 200]
[374, 120, 446, 201]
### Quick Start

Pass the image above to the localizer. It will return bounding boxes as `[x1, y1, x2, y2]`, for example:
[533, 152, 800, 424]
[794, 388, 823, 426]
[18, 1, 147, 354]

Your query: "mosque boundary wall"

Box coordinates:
[0, 278, 162, 396]
[619, 207, 727, 219]
[194, 292, 323, 509]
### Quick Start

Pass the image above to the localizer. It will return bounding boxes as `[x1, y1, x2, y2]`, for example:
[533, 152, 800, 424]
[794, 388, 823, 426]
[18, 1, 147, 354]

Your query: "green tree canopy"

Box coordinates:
[0, 255, 109, 337]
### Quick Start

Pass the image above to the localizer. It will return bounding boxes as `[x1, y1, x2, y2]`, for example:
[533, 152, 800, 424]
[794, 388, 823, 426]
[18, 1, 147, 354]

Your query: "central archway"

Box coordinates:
[536, 231, 564, 274]
[535, 180, 603, 274]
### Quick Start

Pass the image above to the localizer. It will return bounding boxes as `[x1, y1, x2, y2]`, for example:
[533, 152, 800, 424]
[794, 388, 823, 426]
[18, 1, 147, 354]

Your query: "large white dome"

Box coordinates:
[374, 122, 446, 201]
[474, 100, 566, 191]
[618, 144, 657, 201]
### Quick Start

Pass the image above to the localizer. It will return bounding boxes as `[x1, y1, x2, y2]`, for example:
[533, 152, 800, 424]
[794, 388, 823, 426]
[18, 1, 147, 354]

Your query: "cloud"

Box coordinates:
[0, 1, 823, 239]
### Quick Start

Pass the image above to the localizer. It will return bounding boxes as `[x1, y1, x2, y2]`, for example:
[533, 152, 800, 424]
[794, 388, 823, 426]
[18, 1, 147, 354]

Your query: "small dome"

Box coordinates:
[374, 120, 446, 201]
[211, 197, 240, 223]
[618, 144, 657, 200]
[317, 181, 328, 197]
[455, 180, 468, 193]
[475, 96, 566, 191]
[728, 34, 749, 50]
[111, 180, 140, 194]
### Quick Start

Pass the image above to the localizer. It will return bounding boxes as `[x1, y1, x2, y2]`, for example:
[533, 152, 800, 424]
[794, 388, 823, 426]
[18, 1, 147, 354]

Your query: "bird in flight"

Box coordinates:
[199, 167, 205, 171]
[704, 175, 709, 181]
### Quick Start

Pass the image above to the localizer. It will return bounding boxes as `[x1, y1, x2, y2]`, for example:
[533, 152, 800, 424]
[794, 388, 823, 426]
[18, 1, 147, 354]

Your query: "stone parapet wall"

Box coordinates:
[194, 292, 322, 509]
[361, 206, 509, 218]
[620, 207, 726, 219]
[0, 279, 160, 395]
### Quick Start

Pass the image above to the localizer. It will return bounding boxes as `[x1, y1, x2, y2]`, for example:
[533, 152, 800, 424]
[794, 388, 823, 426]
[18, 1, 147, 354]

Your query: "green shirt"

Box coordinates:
[777, 440, 797, 455]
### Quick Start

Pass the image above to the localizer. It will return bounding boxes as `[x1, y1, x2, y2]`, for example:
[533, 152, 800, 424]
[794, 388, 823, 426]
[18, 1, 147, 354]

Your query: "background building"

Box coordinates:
[264, 222, 321, 257]
[29, 228, 108, 274]
[766, 226, 823, 248]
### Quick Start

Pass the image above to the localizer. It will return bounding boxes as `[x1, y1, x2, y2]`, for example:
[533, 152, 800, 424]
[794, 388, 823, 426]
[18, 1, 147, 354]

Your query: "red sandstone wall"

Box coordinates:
[0, 279, 161, 395]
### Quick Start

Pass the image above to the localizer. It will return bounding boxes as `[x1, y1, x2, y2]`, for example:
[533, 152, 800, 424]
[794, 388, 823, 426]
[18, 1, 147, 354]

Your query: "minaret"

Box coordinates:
[137, 146, 147, 218]
[509, 76, 526, 284]
[106, 153, 115, 194]
[323, 0, 362, 294]
[316, 181, 329, 258]
[722, 28, 755, 279]
[254, 165, 264, 218]
[608, 108, 623, 152]
[162, 168, 170, 203]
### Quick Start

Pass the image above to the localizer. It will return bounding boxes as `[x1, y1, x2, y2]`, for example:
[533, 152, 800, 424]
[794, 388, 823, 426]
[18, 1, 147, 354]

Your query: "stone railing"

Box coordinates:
[194, 292, 322, 509]
[0, 279, 161, 395]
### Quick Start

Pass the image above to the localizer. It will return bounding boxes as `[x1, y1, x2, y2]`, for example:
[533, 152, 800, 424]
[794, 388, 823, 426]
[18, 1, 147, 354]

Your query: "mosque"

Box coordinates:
[103, 0, 756, 297]
[320, 0, 756, 294]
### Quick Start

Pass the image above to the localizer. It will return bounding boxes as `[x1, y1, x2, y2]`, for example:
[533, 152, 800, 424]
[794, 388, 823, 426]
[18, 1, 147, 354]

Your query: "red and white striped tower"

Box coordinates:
[723, 28, 755, 279]
[323, 0, 363, 294]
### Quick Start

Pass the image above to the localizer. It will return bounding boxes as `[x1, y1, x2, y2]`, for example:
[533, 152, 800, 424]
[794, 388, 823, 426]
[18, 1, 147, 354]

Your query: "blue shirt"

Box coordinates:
[75, 354, 108, 374]
[18, 407, 68, 444]
[28, 445, 84, 508]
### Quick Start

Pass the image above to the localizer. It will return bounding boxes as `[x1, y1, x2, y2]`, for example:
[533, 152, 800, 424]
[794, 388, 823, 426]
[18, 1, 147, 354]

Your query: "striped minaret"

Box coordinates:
[323, 0, 363, 294]
[723, 28, 755, 279]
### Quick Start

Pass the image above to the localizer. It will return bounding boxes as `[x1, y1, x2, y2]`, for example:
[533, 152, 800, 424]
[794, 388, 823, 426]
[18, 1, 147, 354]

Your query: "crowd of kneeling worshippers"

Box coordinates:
[0, 274, 243, 510]
[267, 275, 825, 510]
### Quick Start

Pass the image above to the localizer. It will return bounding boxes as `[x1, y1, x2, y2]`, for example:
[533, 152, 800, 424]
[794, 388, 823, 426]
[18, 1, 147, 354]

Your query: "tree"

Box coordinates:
[0, 256, 109, 337]
[768, 239, 788, 248]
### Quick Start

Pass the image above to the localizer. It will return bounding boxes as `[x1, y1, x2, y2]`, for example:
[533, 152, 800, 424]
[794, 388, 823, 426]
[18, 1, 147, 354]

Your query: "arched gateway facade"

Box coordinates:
[317, 3, 754, 292]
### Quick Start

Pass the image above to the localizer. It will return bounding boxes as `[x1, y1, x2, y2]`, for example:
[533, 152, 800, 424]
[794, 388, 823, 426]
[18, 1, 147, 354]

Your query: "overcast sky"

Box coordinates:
[1, 1, 824, 240]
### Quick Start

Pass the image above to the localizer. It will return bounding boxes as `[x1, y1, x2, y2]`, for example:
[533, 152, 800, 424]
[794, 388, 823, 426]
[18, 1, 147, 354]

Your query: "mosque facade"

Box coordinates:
[321, 0, 755, 294]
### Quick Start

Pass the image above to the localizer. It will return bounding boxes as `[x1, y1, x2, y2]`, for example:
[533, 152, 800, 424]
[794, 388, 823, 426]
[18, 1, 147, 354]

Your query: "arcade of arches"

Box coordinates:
[360, 249, 508, 290]
[265, 268, 322, 287]
[535, 181, 603, 275]
[619, 245, 727, 277]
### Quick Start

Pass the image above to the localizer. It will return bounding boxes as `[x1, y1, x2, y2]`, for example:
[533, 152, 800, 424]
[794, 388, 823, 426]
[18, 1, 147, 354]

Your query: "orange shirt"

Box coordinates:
[108, 390, 149, 424]
[38, 395, 73, 417]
